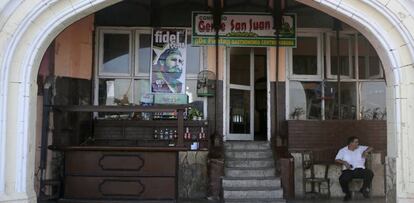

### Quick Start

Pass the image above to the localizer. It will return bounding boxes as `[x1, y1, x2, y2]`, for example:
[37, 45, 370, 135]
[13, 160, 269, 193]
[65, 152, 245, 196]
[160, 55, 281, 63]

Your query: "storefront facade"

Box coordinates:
[1, 0, 414, 202]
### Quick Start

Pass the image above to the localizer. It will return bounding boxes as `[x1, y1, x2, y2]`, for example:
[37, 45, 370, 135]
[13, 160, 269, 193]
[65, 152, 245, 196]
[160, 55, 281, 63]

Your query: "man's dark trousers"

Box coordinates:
[339, 168, 374, 195]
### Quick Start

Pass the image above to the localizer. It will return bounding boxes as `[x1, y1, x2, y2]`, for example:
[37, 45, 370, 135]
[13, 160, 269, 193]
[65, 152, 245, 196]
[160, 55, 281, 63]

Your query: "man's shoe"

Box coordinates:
[343, 194, 351, 201]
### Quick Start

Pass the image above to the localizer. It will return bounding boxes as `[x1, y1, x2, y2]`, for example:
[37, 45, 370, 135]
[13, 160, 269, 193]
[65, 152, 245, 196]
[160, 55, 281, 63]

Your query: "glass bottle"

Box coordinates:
[154, 129, 158, 140]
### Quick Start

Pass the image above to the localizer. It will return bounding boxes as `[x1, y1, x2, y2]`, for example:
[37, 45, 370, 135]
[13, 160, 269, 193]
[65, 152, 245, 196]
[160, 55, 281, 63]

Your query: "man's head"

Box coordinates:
[347, 136, 359, 150]
[158, 48, 184, 81]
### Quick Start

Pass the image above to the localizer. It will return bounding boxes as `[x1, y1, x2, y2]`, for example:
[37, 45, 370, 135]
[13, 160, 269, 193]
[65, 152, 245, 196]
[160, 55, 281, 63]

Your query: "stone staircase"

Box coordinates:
[222, 141, 285, 203]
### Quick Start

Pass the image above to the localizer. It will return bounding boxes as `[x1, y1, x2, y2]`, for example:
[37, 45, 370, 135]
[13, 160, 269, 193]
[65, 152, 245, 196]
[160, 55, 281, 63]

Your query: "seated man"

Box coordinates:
[335, 136, 374, 201]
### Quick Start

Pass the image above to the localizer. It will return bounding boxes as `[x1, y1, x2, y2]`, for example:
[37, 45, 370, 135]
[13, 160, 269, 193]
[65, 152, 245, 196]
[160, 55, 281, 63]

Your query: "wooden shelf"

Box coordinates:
[53, 105, 187, 112]
[94, 119, 208, 127]
[50, 145, 188, 152]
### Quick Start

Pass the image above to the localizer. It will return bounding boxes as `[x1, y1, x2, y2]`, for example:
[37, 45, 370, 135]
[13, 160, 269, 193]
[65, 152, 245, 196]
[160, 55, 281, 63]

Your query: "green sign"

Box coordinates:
[192, 12, 296, 47]
[154, 93, 188, 104]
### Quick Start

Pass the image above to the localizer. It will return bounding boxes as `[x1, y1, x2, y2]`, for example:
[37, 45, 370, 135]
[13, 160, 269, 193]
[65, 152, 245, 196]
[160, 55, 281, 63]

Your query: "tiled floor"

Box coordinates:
[46, 197, 386, 203]
[287, 197, 385, 203]
[178, 197, 386, 203]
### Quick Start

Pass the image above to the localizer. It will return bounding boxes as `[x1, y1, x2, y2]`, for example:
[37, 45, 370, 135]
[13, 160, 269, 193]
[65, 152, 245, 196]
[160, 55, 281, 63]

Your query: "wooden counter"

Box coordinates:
[56, 146, 186, 202]
[52, 105, 209, 202]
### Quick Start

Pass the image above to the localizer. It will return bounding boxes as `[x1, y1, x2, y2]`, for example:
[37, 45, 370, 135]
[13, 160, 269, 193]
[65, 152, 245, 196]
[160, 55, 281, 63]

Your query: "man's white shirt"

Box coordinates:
[335, 145, 368, 170]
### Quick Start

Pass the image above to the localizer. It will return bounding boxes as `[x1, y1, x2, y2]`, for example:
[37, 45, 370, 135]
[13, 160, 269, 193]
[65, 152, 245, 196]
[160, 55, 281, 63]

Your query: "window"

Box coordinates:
[357, 35, 383, 79]
[100, 31, 132, 76]
[288, 30, 385, 120]
[289, 81, 321, 119]
[95, 28, 204, 108]
[326, 33, 355, 78]
[290, 33, 322, 79]
[359, 82, 386, 120]
[324, 82, 357, 120]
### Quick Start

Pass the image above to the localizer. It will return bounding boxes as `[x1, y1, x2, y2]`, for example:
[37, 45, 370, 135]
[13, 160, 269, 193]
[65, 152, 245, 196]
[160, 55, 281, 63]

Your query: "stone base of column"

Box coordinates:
[0, 191, 36, 203]
[385, 156, 396, 203]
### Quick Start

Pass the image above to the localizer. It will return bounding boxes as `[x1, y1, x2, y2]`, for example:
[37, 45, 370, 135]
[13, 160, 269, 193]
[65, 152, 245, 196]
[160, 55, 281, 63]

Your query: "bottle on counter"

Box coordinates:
[164, 128, 169, 140]
[199, 127, 205, 140]
[184, 127, 191, 140]
[154, 129, 158, 140]
[159, 129, 164, 140]
[169, 129, 173, 140]
[173, 129, 178, 139]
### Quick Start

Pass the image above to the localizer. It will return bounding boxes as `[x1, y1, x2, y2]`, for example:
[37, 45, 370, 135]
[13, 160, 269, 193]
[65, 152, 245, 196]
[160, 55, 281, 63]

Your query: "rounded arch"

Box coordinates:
[0, 0, 414, 202]
[296, 1, 414, 201]
[0, 0, 122, 199]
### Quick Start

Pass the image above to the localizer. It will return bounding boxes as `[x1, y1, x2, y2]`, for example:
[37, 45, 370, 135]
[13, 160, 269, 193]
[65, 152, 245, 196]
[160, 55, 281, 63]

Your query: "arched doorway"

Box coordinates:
[0, 0, 413, 202]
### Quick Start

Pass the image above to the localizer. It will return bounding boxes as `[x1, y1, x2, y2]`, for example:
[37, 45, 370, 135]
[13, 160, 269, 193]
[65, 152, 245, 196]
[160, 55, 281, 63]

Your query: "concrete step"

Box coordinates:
[222, 177, 281, 188]
[225, 167, 275, 177]
[225, 150, 273, 159]
[226, 158, 275, 168]
[223, 186, 283, 199]
[225, 198, 286, 203]
[225, 141, 271, 150]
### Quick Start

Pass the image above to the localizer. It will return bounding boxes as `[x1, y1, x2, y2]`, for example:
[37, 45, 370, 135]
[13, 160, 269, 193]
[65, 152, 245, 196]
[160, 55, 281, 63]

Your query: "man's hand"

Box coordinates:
[343, 161, 352, 170]
[335, 159, 352, 170]
[362, 146, 374, 158]
[362, 151, 369, 158]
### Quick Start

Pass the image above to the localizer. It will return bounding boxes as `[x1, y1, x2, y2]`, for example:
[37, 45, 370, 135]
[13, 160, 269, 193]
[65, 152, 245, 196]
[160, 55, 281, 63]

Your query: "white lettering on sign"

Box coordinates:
[154, 31, 181, 44]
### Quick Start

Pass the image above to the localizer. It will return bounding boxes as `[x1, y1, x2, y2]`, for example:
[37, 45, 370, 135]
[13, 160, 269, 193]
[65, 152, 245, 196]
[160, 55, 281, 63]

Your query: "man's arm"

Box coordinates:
[335, 148, 351, 169]
[335, 159, 352, 169]
[362, 146, 374, 158]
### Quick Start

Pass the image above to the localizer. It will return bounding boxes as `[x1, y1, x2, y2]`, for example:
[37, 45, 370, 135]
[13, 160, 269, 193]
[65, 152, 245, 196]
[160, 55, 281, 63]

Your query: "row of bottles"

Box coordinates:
[184, 127, 207, 140]
[153, 127, 207, 140]
[153, 128, 178, 140]
[153, 112, 177, 120]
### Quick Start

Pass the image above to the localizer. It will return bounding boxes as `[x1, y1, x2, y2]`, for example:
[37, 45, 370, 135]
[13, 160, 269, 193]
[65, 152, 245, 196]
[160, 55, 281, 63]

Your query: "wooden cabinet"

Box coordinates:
[59, 147, 184, 202]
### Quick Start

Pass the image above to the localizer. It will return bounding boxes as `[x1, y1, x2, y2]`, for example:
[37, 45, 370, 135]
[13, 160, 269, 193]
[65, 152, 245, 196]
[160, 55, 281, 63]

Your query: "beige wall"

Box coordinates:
[207, 46, 226, 80]
[268, 47, 286, 82]
[54, 15, 94, 80]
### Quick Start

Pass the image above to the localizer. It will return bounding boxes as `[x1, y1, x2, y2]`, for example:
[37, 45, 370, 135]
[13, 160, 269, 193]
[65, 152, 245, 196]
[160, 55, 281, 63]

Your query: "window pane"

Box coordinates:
[186, 79, 203, 103]
[102, 34, 130, 74]
[360, 82, 386, 120]
[186, 37, 201, 74]
[330, 36, 354, 77]
[99, 79, 133, 105]
[358, 36, 383, 79]
[325, 82, 356, 120]
[229, 89, 250, 134]
[230, 48, 250, 85]
[134, 79, 150, 104]
[293, 37, 318, 75]
[289, 81, 321, 120]
[138, 34, 151, 74]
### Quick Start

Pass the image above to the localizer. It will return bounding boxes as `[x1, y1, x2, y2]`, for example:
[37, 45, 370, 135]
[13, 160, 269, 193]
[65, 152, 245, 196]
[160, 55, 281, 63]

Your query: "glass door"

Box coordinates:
[226, 48, 254, 140]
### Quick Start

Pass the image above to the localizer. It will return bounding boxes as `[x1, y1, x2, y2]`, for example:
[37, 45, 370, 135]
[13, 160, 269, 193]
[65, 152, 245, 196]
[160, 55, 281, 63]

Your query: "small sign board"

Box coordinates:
[154, 93, 188, 104]
[192, 12, 296, 47]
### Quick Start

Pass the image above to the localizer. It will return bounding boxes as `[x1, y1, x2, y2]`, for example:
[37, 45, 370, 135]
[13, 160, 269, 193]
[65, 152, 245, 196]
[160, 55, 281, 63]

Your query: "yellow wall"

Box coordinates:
[206, 46, 226, 80]
[54, 15, 94, 80]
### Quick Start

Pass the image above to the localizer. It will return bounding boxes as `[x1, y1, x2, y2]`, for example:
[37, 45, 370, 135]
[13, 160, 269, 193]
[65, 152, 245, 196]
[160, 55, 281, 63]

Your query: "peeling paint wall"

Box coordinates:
[54, 15, 94, 80]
